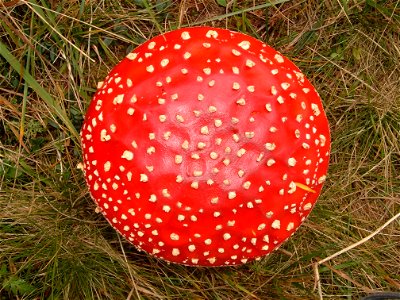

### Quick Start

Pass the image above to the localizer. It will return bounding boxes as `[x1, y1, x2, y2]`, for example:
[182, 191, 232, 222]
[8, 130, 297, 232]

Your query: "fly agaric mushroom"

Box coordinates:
[80, 27, 330, 266]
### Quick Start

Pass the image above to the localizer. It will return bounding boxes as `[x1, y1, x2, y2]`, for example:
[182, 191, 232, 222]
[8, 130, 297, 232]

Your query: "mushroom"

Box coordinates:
[80, 27, 330, 266]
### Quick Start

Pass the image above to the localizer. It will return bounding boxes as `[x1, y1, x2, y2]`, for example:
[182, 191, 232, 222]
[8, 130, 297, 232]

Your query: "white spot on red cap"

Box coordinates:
[121, 150, 134, 160]
[181, 31, 191, 40]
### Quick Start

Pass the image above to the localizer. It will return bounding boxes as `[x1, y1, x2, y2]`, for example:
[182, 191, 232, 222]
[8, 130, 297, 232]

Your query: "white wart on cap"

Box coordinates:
[80, 27, 331, 267]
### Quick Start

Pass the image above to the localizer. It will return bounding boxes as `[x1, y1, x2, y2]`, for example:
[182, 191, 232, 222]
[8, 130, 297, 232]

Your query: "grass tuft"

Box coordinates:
[1, 0, 399, 299]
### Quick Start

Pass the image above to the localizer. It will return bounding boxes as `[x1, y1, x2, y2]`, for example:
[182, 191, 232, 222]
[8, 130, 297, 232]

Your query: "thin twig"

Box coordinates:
[318, 211, 400, 265]
[314, 211, 400, 299]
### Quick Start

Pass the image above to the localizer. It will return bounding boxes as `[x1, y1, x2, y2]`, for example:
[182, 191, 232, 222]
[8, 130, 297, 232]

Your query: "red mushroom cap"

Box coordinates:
[81, 27, 331, 266]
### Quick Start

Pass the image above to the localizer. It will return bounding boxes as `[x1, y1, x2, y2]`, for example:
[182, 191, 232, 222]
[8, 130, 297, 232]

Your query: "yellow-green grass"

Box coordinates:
[1, 0, 399, 299]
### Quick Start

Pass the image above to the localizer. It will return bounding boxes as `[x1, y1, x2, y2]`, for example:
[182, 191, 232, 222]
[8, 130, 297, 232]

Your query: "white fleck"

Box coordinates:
[318, 175, 327, 184]
[242, 181, 251, 189]
[265, 103, 272, 112]
[130, 94, 137, 103]
[147, 146, 155, 155]
[287, 222, 295, 231]
[163, 205, 171, 212]
[274, 53, 284, 63]
[162, 189, 171, 198]
[126, 52, 138, 60]
[200, 126, 209, 135]
[247, 85, 255, 92]
[211, 197, 219, 204]
[271, 220, 281, 229]
[104, 161, 111, 172]
[232, 134, 240, 142]
[288, 182, 296, 194]
[146, 65, 154, 73]
[170, 233, 179, 241]
[214, 119, 222, 127]
[232, 49, 241, 56]
[236, 98, 246, 105]
[191, 181, 199, 189]
[181, 140, 189, 150]
[281, 82, 290, 90]
[207, 257, 216, 264]
[113, 94, 124, 105]
[126, 107, 135, 115]
[149, 194, 157, 202]
[193, 110, 201, 117]
[140, 174, 148, 182]
[237, 148, 246, 157]
[311, 103, 321, 116]
[197, 93, 205, 102]
[191, 153, 200, 160]
[246, 59, 256, 68]
[245, 132, 255, 139]
[208, 105, 217, 113]
[175, 155, 183, 164]
[228, 191, 236, 199]
[121, 150, 134, 160]
[288, 157, 297, 167]
[183, 52, 191, 61]
[204, 239, 212, 245]
[193, 170, 203, 177]
[181, 31, 191, 40]
[160, 58, 169, 67]
[238, 40, 250, 50]
[176, 114, 185, 123]
[206, 30, 218, 38]
[267, 159, 276, 166]
[203, 67, 211, 75]
[172, 248, 180, 256]
[271, 69, 279, 75]
[232, 82, 240, 90]
[232, 66, 240, 74]
[256, 152, 264, 162]
[265, 143, 276, 151]
[197, 142, 206, 149]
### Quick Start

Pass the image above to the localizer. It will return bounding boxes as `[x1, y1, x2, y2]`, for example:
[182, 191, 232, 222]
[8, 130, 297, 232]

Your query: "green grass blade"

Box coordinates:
[190, 0, 293, 25]
[0, 41, 80, 141]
